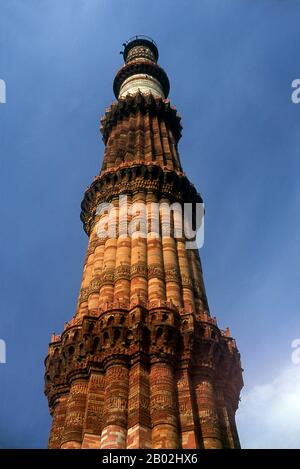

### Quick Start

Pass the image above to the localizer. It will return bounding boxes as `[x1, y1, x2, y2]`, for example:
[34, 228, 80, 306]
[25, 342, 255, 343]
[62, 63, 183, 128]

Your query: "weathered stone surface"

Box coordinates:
[45, 37, 243, 449]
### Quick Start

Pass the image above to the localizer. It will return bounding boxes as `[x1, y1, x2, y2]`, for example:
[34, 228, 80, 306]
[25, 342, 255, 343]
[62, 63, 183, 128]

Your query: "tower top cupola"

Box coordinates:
[123, 35, 159, 63]
[113, 35, 170, 100]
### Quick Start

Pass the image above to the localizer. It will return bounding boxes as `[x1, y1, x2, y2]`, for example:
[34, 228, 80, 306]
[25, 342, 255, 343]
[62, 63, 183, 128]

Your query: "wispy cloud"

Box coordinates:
[237, 366, 300, 448]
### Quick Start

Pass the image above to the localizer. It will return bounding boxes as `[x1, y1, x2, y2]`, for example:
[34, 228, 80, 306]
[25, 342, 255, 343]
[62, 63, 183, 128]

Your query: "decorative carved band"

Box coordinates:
[181, 275, 194, 290]
[89, 278, 101, 293]
[147, 264, 165, 280]
[101, 269, 115, 285]
[81, 164, 202, 236]
[78, 264, 166, 305]
[164, 267, 181, 284]
[79, 287, 89, 303]
[130, 262, 148, 279]
[45, 308, 243, 413]
[114, 265, 131, 281]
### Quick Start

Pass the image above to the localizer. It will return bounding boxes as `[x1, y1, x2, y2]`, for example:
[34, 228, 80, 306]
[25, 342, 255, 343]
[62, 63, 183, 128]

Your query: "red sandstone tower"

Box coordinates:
[45, 36, 243, 449]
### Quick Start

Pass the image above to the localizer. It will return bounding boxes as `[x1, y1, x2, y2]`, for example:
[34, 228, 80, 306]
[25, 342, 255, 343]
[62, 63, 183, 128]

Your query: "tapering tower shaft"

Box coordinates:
[45, 36, 243, 449]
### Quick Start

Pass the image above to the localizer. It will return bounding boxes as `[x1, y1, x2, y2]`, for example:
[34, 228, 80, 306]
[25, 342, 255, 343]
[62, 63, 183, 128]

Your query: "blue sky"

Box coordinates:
[0, 0, 299, 448]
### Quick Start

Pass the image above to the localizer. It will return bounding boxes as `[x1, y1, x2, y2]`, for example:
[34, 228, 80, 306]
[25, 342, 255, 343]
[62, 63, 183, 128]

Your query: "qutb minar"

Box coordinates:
[44, 36, 243, 449]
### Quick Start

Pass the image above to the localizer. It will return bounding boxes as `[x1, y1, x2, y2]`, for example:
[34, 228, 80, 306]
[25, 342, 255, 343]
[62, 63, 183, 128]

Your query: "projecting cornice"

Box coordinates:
[80, 164, 203, 235]
[100, 92, 182, 144]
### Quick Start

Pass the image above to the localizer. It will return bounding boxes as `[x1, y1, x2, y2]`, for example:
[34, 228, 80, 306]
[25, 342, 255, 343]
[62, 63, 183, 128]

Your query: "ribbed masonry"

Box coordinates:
[45, 36, 243, 449]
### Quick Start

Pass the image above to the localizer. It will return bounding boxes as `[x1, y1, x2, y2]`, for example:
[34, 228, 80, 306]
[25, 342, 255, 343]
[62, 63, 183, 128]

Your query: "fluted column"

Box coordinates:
[193, 371, 222, 449]
[77, 235, 95, 317]
[61, 379, 88, 449]
[167, 125, 181, 170]
[160, 198, 182, 308]
[152, 114, 164, 165]
[88, 226, 105, 311]
[215, 384, 234, 448]
[176, 237, 195, 310]
[48, 395, 68, 449]
[76, 221, 104, 317]
[126, 113, 136, 161]
[160, 119, 172, 168]
[144, 112, 154, 162]
[130, 192, 148, 304]
[114, 195, 131, 304]
[99, 198, 118, 305]
[84, 230, 97, 288]
[187, 250, 208, 315]
[224, 389, 241, 449]
[150, 361, 179, 448]
[126, 360, 152, 448]
[100, 363, 129, 449]
[81, 372, 105, 449]
[194, 251, 209, 311]
[147, 192, 166, 302]
[176, 367, 198, 448]
[135, 112, 144, 162]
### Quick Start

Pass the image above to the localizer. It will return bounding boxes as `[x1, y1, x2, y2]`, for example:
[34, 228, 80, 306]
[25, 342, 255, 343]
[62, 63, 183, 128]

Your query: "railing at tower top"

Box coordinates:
[122, 35, 157, 48]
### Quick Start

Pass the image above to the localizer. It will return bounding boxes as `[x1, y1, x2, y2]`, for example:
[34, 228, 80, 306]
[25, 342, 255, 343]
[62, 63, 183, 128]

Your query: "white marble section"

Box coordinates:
[119, 74, 164, 99]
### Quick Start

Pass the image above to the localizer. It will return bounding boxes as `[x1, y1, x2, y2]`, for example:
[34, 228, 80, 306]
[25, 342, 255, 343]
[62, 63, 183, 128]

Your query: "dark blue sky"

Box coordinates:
[0, 0, 299, 448]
